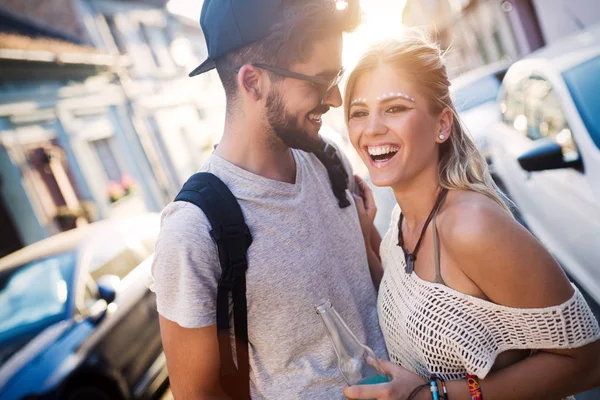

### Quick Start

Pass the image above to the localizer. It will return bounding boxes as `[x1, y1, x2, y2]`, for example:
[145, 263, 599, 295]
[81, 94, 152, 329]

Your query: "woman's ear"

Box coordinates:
[237, 65, 263, 102]
[437, 107, 454, 143]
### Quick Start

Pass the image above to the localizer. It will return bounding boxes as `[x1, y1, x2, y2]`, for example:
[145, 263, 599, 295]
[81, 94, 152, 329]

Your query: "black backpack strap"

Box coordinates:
[313, 141, 352, 208]
[174, 172, 252, 400]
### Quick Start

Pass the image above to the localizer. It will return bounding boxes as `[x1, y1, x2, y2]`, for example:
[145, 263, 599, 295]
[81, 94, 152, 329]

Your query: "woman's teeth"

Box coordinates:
[367, 145, 399, 162]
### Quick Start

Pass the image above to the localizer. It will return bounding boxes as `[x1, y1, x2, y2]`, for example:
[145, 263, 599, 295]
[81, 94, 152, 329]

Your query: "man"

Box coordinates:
[151, 0, 386, 398]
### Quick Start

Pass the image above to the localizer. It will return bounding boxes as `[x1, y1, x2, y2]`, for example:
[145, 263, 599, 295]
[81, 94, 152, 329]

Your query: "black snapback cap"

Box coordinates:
[189, 0, 283, 77]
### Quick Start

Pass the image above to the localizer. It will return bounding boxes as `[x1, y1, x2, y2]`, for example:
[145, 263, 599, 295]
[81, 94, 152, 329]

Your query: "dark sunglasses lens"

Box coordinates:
[318, 68, 344, 103]
[330, 70, 344, 89]
[325, 75, 342, 94]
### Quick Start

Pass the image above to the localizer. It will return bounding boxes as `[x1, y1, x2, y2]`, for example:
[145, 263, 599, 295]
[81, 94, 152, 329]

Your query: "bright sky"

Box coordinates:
[166, 0, 407, 69]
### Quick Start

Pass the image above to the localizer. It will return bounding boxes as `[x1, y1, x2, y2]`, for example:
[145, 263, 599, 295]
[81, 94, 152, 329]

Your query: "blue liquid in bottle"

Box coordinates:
[357, 374, 391, 385]
[356, 375, 391, 400]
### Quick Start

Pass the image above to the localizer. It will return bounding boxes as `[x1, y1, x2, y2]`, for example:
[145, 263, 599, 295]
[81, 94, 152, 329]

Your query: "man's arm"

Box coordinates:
[151, 202, 226, 399]
[160, 317, 230, 400]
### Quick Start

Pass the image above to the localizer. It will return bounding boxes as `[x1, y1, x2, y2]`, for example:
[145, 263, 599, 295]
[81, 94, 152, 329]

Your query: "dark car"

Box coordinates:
[0, 214, 166, 400]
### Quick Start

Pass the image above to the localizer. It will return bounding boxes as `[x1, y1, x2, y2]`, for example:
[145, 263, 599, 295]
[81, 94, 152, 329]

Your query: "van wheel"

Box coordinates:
[67, 386, 111, 400]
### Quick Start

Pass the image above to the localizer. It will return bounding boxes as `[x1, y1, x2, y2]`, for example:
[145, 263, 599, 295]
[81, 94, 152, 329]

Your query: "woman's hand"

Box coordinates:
[342, 359, 428, 400]
[353, 175, 377, 243]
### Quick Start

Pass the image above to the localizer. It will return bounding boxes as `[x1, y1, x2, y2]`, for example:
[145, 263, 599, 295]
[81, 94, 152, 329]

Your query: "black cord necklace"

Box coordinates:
[397, 188, 449, 274]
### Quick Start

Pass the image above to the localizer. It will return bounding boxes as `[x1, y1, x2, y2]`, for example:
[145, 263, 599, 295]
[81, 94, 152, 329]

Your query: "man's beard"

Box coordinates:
[265, 88, 328, 153]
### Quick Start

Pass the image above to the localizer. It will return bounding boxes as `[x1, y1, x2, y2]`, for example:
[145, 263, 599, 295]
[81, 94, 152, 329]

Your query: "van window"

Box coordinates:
[525, 76, 577, 159]
[563, 55, 600, 150]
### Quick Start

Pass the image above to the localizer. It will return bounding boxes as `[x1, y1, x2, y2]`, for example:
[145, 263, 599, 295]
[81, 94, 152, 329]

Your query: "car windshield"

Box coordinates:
[562, 55, 600, 149]
[452, 75, 502, 112]
[0, 252, 75, 365]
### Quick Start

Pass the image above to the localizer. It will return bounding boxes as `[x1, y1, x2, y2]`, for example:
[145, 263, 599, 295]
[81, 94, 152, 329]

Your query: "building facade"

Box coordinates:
[403, 0, 600, 76]
[82, 0, 224, 198]
[403, 0, 521, 76]
[0, 0, 224, 256]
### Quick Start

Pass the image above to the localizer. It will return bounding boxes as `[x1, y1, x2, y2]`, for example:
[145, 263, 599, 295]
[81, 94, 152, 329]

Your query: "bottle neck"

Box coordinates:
[317, 302, 364, 358]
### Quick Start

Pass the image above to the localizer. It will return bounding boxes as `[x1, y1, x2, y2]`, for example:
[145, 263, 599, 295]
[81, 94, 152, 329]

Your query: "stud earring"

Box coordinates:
[439, 134, 445, 140]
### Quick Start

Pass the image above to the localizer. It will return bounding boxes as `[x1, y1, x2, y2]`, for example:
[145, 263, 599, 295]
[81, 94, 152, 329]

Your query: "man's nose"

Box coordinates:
[322, 85, 342, 108]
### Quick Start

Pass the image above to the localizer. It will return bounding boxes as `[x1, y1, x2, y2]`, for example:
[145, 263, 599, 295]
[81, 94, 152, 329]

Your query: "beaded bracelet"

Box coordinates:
[435, 375, 448, 400]
[466, 374, 483, 400]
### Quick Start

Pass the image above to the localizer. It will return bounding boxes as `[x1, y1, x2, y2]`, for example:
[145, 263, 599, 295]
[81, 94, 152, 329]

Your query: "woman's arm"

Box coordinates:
[442, 341, 600, 400]
[344, 341, 600, 400]
[365, 225, 383, 289]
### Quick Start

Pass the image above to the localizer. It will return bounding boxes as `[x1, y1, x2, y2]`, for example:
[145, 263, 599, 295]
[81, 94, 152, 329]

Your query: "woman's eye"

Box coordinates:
[386, 105, 409, 113]
[349, 110, 368, 119]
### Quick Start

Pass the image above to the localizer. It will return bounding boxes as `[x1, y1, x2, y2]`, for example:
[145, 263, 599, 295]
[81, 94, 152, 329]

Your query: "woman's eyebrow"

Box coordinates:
[378, 94, 416, 104]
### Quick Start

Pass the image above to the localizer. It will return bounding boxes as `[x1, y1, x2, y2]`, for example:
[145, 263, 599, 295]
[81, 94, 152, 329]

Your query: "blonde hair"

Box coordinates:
[344, 31, 512, 214]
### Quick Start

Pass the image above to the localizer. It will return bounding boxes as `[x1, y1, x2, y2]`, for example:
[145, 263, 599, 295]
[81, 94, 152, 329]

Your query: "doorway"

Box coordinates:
[0, 188, 22, 258]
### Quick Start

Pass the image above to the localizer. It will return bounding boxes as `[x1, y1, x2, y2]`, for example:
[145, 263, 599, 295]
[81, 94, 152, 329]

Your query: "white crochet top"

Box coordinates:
[378, 205, 600, 382]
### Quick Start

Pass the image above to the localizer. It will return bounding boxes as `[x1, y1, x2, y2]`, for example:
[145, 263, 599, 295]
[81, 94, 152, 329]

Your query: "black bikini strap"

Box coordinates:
[432, 199, 448, 286]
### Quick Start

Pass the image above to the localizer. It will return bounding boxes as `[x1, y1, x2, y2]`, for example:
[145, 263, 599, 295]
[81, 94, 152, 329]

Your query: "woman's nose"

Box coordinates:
[364, 114, 387, 136]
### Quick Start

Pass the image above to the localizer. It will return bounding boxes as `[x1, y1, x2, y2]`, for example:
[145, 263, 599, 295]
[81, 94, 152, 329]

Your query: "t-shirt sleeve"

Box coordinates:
[151, 201, 220, 328]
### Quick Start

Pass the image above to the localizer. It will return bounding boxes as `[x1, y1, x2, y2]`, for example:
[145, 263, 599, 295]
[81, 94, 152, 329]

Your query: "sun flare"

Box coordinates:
[166, 0, 407, 71]
[343, 0, 407, 70]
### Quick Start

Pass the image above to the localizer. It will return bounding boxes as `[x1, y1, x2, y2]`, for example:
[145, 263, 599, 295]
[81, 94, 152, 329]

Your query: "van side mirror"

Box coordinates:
[518, 140, 582, 172]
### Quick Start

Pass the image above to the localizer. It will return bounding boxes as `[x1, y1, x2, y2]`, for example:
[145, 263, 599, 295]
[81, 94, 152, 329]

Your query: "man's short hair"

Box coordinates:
[214, 0, 361, 105]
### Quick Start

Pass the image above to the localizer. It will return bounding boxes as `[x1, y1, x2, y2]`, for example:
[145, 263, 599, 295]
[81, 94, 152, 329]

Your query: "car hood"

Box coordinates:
[0, 320, 71, 391]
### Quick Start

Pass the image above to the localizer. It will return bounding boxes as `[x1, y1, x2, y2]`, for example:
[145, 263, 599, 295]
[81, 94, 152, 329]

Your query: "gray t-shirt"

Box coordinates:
[151, 149, 387, 399]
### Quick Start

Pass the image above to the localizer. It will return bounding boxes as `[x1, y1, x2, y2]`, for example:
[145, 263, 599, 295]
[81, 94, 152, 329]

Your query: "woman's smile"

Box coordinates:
[365, 144, 400, 168]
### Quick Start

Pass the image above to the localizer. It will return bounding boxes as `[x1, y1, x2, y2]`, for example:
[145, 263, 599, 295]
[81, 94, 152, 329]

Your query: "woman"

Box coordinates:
[344, 33, 600, 400]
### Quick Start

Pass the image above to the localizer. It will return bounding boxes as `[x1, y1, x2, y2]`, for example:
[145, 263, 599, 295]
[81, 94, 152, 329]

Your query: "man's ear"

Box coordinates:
[237, 65, 264, 102]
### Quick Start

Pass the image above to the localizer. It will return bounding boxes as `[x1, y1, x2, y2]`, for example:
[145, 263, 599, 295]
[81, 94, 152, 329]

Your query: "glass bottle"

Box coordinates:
[315, 300, 390, 386]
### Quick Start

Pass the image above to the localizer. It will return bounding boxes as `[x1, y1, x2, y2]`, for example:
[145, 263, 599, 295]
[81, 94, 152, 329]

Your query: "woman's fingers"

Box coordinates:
[343, 381, 394, 400]
[378, 359, 399, 377]
[343, 363, 428, 399]
[353, 193, 366, 213]
[361, 180, 377, 218]
[354, 175, 376, 222]
[354, 174, 365, 197]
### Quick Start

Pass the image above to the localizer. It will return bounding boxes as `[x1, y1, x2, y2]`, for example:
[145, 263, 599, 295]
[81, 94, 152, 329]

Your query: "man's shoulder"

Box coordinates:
[158, 201, 213, 245]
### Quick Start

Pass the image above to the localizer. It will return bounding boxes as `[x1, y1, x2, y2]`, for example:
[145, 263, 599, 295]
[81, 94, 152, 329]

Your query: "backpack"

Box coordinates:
[174, 141, 351, 399]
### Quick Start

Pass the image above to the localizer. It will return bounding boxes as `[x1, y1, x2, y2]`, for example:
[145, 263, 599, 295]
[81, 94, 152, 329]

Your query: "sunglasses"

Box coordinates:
[235, 63, 345, 104]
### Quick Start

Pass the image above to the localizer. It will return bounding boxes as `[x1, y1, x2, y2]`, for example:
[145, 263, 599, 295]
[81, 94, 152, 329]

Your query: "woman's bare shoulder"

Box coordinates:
[438, 190, 573, 308]
[438, 190, 515, 243]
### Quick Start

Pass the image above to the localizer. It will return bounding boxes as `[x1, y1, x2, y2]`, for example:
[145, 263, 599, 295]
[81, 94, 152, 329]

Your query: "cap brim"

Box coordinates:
[189, 58, 216, 77]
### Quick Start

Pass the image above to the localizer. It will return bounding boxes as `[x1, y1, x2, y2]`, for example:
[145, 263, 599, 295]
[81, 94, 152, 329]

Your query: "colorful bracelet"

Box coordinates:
[436, 375, 448, 400]
[466, 374, 483, 400]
